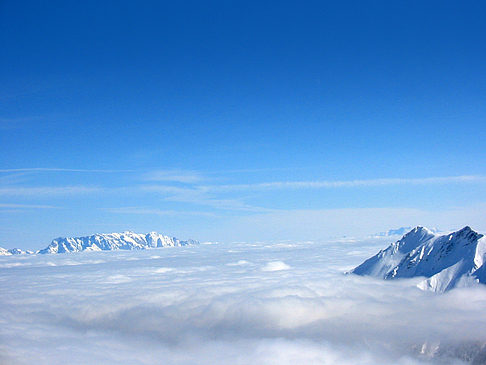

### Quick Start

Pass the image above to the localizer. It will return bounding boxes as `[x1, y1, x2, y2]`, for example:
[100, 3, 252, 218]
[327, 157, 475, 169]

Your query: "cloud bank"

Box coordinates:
[1, 239, 485, 364]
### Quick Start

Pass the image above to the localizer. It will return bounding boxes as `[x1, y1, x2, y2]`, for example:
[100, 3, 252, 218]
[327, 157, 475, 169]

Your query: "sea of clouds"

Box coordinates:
[1, 238, 486, 364]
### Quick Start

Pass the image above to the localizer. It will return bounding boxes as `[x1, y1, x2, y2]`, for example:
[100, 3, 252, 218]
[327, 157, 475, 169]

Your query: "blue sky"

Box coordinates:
[1, 1, 486, 249]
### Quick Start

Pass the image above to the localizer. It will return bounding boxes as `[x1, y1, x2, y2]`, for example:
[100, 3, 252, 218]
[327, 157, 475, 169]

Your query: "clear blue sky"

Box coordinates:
[1, 0, 486, 249]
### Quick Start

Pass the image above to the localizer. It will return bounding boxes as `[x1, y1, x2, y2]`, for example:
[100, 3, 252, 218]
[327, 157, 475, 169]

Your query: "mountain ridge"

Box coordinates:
[0, 231, 198, 255]
[352, 226, 486, 292]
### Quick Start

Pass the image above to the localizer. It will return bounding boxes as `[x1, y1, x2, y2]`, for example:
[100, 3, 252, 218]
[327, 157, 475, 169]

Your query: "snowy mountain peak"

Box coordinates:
[38, 232, 198, 254]
[352, 226, 486, 292]
[453, 225, 482, 241]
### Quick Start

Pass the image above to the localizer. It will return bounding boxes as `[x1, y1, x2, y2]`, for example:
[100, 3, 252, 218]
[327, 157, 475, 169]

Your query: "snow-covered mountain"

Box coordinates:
[0, 247, 33, 255]
[38, 231, 198, 254]
[352, 226, 486, 292]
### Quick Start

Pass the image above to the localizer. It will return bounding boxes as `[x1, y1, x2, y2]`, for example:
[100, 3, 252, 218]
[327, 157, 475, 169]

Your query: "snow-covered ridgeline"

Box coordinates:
[38, 231, 198, 254]
[352, 226, 486, 292]
[0, 231, 198, 255]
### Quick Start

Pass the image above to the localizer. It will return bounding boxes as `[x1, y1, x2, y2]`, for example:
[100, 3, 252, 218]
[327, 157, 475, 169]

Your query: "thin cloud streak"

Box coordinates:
[0, 168, 133, 173]
[0, 186, 102, 196]
[142, 170, 205, 183]
[204, 166, 313, 175]
[0, 203, 59, 209]
[0, 174, 483, 213]
[206, 175, 486, 192]
[141, 185, 274, 212]
[105, 206, 216, 217]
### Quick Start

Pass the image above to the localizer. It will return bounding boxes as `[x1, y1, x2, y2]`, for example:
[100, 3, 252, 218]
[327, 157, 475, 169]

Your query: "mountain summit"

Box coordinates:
[38, 231, 198, 254]
[352, 226, 486, 292]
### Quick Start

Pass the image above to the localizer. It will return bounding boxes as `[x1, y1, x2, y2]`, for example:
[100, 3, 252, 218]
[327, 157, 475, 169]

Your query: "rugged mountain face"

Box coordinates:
[38, 231, 198, 254]
[352, 226, 486, 292]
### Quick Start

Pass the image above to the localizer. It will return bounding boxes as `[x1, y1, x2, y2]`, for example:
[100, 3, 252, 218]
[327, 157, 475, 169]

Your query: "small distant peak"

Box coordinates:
[410, 226, 432, 234]
[370, 226, 415, 238]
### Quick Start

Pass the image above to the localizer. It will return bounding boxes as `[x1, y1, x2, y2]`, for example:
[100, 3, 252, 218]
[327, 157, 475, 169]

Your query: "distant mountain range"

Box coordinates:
[4, 227, 486, 294]
[370, 226, 439, 238]
[352, 226, 486, 292]
[0, 231, 198, 255]
[0, 247, 34, 256]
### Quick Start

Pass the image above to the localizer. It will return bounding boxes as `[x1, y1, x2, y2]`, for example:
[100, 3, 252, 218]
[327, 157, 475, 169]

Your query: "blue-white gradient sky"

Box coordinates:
[1, 0, 486, 249]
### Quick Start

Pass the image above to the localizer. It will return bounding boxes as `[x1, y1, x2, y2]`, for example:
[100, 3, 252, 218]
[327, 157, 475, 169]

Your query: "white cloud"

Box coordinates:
[0, 186, 102, 196]
[0, 203, 59, 209]
[1, 239, 485, 364]
[261, 261, 291, 271]
[0, 168, 132, 173]
[142, 169, 206, 183]
[141, 185, 273, 212]
[205, 175, 486, 192]
[105, 206, 216, 217]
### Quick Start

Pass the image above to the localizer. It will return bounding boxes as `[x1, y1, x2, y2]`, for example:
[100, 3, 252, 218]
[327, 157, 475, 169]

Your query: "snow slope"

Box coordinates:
[38, 231, 198, 254]
[352, 226, 486, 292]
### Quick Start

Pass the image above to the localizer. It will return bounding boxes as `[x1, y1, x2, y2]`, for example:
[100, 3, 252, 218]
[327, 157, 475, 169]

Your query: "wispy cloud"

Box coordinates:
[204, 175, 486, 192]
[1, 174, 483, 213]
[105, 206, 216, 217]
[0, 168, 132, 173]
[0, 203, 59, 209]
[141, 185, 273, 212]
[205, 166, 311, 175]
[0, 172, 31, 185]
[142, 170, 206, 184]
[0, 186, 102, 196]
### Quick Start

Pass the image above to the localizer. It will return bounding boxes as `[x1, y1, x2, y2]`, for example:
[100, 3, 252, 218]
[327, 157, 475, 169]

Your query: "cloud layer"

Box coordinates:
[1, 239, 485, 364]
